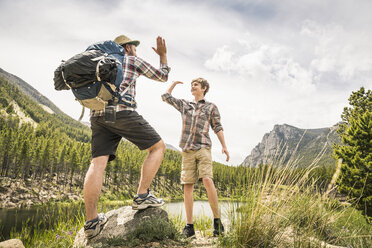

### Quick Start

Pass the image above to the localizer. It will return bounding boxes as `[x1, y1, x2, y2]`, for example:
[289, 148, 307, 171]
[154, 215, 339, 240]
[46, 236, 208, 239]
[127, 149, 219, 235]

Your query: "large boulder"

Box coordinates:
[74, 206, 169, 248]
[0, 239, 25, 248]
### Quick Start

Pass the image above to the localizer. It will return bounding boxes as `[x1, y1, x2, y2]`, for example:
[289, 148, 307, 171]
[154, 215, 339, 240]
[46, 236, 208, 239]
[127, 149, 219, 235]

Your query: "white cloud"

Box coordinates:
[301, 20, 372, 81]
[205, 34, 316, 93]
[0, 0, 371, 165]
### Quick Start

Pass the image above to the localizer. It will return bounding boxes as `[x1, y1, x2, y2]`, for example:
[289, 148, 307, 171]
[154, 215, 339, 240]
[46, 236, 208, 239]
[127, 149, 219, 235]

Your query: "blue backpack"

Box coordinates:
[54, 40, 134, 119]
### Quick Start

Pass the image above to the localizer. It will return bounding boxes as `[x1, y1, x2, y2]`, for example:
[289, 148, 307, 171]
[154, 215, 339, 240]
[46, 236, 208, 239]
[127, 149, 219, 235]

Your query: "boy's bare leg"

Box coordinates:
[202, 177, 219, 218]
[184, 183, 194, 224]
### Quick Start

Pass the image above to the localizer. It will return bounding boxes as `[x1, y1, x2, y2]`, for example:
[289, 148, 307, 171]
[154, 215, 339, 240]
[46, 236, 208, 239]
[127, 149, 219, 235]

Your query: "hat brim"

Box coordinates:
[120, 40, 140, 47]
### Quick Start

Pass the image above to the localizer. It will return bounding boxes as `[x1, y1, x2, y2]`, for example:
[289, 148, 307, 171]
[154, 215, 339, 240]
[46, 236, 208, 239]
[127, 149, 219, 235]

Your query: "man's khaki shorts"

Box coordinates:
[181, 148, 213, 184]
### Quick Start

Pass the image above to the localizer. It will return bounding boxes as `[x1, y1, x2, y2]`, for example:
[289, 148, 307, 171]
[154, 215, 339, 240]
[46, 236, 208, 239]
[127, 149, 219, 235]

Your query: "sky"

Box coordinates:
[0, 0, 371, 165]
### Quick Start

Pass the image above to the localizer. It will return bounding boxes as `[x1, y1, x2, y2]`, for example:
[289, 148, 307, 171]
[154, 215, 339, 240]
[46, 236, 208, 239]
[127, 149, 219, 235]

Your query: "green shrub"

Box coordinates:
[106, 217, 182, 247]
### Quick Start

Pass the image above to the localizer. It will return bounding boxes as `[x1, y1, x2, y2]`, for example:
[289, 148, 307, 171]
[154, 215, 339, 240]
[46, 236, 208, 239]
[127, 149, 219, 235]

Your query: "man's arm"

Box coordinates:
[216, 130, 230, 162]
[161, 81, 185, 112]
[134, 36, 170, 82]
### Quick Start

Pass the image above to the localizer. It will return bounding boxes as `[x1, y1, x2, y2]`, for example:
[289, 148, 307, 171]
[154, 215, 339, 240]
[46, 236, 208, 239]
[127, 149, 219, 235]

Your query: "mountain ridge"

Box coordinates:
[242, 123, 340, 167]
[0, 67, 63, 115]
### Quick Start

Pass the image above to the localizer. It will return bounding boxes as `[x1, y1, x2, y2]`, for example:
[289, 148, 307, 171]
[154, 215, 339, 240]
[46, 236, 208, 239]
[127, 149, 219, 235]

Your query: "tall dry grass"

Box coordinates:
[220, 133, 371, 248]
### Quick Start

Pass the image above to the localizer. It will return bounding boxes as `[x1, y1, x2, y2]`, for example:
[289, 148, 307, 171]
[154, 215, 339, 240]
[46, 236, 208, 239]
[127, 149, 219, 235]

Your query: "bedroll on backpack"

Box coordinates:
[53, 40, 125, 112]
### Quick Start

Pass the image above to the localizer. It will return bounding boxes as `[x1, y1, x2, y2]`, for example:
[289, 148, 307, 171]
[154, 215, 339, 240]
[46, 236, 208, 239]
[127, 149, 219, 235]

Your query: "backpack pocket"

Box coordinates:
[72, 82, 115, 111]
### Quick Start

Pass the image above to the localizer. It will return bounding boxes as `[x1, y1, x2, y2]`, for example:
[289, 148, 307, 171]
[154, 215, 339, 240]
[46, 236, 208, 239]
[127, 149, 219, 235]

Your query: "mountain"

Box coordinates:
[0, 68, 62, 115]
[166, 143, 179, 151]
[242, 123, 340, 167]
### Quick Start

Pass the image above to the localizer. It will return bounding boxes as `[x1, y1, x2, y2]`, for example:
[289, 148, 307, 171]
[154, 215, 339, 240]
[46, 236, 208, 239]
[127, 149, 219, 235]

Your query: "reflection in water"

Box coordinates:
[164, 200, 238, 220]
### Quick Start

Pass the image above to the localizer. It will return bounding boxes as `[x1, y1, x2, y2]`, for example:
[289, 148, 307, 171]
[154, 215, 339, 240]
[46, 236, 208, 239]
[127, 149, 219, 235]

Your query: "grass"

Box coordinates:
[9, 203, 86, 248]
[105, 216, 185, 248]
[5, 137, 371, 247]
[218, 142, 372, 248]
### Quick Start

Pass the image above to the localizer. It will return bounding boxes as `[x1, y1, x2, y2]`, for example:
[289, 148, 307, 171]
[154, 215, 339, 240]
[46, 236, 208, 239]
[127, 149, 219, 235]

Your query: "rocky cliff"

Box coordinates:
[242, 124, 340, 167]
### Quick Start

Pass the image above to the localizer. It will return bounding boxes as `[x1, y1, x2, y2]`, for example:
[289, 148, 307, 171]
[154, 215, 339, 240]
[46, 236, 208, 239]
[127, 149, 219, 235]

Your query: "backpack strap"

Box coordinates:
[92, 53, 108, 82]
[78, 106, 85, 122]
[61, 69, 71, 89]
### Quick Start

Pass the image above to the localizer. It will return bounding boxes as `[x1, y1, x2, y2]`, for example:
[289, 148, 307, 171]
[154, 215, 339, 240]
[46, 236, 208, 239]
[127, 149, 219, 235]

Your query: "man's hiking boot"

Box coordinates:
[213, 218, 224, 236]
[132, 190, 165, 210]
[84, 213, 108, 240]
[182, 224, 195, 238]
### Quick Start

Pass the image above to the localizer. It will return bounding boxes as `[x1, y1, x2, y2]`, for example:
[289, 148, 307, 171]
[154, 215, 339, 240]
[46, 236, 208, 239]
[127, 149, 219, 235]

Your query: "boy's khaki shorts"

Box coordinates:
[181, 147, 213, 184]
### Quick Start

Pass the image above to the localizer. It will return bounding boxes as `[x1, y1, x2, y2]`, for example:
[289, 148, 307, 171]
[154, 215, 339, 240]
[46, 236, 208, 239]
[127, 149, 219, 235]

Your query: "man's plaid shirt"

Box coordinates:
[91, 56, 170, 116]
[162, 93, 223, 151]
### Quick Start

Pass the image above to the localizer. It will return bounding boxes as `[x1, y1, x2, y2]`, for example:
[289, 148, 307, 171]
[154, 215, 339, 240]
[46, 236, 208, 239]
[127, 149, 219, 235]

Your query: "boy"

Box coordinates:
[162, 78, 229, 237]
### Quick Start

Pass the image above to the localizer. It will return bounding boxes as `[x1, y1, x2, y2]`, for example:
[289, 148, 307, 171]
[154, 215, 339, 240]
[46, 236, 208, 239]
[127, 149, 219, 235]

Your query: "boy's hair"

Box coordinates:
[191, 77, 209, 96]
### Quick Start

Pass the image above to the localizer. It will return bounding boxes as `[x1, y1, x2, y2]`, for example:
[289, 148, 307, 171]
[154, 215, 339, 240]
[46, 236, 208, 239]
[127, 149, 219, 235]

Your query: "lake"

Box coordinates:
[0, 200, 238, 241]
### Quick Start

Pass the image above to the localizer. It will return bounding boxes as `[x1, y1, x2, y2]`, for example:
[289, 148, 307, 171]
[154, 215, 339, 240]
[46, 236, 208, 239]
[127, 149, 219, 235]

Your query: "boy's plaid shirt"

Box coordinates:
[162, 93, 223, 151]
[91, 56, 170, 116]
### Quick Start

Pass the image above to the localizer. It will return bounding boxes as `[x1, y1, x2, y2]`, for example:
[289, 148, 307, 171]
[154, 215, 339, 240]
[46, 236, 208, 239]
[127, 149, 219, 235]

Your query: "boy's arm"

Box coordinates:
[167, 81, 183, 94]
[210, 105, 229, 162]
[161, 81, 185, 112]
[216, 130, 230, 162]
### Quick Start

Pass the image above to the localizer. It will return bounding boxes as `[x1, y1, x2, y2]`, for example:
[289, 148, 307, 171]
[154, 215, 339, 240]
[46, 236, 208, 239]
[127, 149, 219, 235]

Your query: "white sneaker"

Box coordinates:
[132, 190, 165, 210]
[84, 213, 108, 239]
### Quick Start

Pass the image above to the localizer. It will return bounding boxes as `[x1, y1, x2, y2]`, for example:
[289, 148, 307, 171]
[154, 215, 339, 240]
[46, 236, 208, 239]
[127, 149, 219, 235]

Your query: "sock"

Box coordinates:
[186, 223, 194, 228]
[214, 218, 220, 224]
[138, 191, 149, 199]
[86, 216, 98, 224]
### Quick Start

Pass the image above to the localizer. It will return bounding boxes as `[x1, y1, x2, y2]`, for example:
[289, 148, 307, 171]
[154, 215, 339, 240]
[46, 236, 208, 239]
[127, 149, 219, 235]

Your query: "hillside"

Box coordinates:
[242, 123, 341, 167]
[0, 68, 62, 115]
[0, 68, 242, 208]
[0, 67, 90, 137]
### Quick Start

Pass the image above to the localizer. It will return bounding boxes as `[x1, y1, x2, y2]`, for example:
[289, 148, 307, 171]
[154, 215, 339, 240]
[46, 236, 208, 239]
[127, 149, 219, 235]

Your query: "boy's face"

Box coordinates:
[191, 81, 206, 96]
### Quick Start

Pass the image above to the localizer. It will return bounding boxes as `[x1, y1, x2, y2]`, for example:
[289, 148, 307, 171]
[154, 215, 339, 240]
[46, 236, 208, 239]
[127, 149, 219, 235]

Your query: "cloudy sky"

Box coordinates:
[0, 0, 371, 165]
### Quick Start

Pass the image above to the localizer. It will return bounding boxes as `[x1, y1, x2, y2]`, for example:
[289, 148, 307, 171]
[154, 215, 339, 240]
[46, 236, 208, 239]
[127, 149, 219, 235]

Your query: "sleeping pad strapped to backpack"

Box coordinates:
[53, 40, 128, 112]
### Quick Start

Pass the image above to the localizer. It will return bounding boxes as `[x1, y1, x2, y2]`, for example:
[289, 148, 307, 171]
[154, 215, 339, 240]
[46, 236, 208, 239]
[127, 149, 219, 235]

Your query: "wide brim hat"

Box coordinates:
[114, 35, 140, 47]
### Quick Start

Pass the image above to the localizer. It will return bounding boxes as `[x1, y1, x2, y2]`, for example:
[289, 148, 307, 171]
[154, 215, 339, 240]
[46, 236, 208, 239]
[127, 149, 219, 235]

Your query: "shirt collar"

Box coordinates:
[192, 98, 206, 104]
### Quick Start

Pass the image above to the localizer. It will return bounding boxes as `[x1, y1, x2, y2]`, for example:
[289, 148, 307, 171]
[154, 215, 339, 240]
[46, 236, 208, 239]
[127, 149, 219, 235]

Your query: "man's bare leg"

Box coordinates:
[137, 140, 166, 194]
[202, 177, 219, 218]
[84, 155, 109, 221]
[184, 183, 194, 224]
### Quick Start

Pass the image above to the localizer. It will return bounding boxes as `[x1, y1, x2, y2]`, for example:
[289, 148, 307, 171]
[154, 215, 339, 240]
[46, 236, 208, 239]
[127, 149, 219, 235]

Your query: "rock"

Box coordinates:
[6, 201, 17, 208]
[74, 206, 169, 248]
[0, 238, 25, 248]
[0, 186, 8, 193]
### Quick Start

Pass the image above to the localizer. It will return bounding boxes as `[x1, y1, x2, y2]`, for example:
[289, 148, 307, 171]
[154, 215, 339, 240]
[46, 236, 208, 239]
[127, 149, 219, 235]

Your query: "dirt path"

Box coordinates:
[189, 231, 218, 247]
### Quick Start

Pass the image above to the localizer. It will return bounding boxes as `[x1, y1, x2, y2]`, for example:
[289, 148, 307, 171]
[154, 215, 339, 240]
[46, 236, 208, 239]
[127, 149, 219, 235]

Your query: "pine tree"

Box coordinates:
[333, 87, 372, 217]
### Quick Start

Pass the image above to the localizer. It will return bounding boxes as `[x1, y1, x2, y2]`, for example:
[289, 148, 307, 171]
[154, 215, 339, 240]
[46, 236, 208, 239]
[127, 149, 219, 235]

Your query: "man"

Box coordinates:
[83, 34, 170, 239]
[162, 78, 229, 237]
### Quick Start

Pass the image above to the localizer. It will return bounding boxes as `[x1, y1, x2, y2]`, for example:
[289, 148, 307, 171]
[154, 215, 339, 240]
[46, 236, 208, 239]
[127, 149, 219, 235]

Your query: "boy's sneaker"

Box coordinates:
[182, 225, 195, 238]
[132, 190, 165, 210]
[84, 213, 108, 240]
[213, 219, 224, 236]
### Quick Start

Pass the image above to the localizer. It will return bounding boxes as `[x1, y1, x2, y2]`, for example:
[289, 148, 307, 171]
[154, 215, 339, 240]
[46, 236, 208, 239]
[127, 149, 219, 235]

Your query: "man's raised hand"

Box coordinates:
[152, 36, 167, 56]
